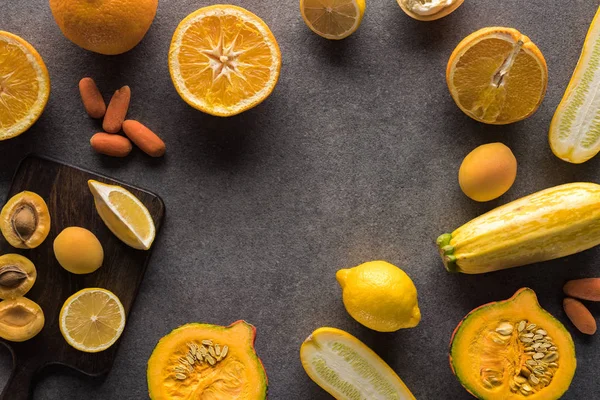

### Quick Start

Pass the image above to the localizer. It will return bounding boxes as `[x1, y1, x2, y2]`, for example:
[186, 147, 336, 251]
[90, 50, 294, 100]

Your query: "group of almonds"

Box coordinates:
[563, 278, 600, 335]
[79, 78, 165, 157]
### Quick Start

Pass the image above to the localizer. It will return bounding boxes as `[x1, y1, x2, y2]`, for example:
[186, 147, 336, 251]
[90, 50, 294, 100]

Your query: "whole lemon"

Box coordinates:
[54, 227, 104, 274]
[336, 261, 421, 332]
[459, 142, 517, 202]
[49, 0, 158, 55]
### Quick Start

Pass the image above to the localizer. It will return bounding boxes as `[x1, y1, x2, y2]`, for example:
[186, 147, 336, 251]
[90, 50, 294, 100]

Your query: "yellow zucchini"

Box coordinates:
[437, 182, 600, 274]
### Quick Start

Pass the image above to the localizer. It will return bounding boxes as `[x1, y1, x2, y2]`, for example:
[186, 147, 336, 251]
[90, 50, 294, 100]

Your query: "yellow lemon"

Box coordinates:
[49, 0, 158, 55]
[168, 5, 281, 117]
[300, 0, 366, 40]
[0, 31, 50, 141]
[336, 261, 420, 332]
[59, 288, 125, 353]
[88, 180, 156, 250]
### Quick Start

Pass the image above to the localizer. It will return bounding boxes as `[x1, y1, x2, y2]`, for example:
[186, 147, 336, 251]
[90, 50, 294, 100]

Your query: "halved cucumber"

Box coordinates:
[550, 6, 600, 163]
[300, 327, 416, 400]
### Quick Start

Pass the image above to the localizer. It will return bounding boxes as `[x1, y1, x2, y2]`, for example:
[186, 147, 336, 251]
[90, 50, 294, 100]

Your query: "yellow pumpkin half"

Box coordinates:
[147, 320, 267, 399]
[450, 288, 576, 399]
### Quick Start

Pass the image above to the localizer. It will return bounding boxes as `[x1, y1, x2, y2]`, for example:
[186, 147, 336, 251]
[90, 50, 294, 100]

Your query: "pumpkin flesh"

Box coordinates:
[147, 320, 267, 400]
[450, 289, 575, 400]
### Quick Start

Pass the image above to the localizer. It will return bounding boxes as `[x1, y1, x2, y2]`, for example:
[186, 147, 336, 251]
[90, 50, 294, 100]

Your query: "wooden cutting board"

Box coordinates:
[0, 155, 165, 400]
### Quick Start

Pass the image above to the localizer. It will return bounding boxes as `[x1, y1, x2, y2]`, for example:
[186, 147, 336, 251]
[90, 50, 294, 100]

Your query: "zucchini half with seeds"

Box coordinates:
[437, 182, 600, 274]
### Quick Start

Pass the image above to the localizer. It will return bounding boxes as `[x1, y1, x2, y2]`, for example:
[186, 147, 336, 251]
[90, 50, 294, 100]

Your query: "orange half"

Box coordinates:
[169, 5, 281, 117]
[0, 31, 50, 140]
[447, 27, 548, 125]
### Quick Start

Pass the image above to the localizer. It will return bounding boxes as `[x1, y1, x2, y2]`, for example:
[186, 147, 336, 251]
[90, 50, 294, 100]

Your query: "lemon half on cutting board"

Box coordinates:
[0, 31, 50, 140]
[60, 288, 126, 353]
[88, 180, 156, 250]
[168, 5, 281, 117]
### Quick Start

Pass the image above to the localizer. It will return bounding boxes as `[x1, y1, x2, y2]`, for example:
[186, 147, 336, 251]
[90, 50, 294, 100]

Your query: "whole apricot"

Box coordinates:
[459, 143, 517, 202]
[54, 227, 104, 274]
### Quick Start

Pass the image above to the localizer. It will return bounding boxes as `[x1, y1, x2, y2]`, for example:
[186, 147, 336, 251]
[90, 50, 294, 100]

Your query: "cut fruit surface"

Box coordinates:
[59, 288, 126, 353]
[447, 27, 547, 125]
[300, 327, 416, 400]
[147, 320, 268, 400]
[450, 288, 576, 400]
[300, 0, 365, 40]
[168, 5, 281, 117]
[88, 180, 156, 250]
[550, 7, 600, 163]
[0, 31, 50, 140]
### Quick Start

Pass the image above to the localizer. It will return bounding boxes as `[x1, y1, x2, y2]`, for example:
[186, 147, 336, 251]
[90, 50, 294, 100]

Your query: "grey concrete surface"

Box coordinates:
[1, 0, 600, 398]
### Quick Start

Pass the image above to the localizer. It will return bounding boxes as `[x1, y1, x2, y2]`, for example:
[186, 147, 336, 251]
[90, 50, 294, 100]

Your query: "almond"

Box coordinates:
[103, 86, 131, 133]
[564, 278, 600, 301]
[563, 297, 597, 335]
[90, 133, 132, 157]
[122, 120, 165, 157]
[79, 78, 106, 119]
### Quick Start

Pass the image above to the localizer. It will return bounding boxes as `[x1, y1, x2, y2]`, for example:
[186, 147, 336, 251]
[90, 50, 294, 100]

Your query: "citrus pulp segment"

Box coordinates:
[0, 31, 50, 140]
[300, 327, 416, 399]
[59, 288, 126, 353]
[549, 8, 600, 164]
[88, 180, 156, 250]
[300, 0, 366, 40]
[446, 27, 547, 125]
[169, 5, 281, 117]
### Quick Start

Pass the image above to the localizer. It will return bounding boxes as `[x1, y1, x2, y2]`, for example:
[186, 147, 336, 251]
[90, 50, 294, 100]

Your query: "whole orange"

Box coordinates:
[49, 0, 158, 55]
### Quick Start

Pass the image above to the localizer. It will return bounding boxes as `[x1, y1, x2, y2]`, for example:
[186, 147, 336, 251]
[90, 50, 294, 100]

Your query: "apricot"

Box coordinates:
[459, 143, 517, 202]
[0, 254, 37, 300]
[54, 227, 104, 274]
[0, 297, 44, 342]
[0, 191, 51, 249]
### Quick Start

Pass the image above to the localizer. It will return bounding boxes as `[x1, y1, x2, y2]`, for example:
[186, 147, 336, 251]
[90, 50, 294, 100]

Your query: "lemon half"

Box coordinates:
[60, 288, 126, 353]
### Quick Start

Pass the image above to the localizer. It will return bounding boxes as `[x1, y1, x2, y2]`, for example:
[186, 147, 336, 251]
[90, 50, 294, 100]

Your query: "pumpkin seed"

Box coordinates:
[526, 324, 537, 331]
[514, 376, 527, 384]
[522, 383, 532, 391]
[206, 354, 216, 365]
[526, 360, 538, 367]
[524, 347, 534, 352]
[520, 338, 533, 343]
[545, 336, 553, 341]
[198, 345, 208, 355]
[518, 320, 527, 332]
[533, 334, 543, 341]
[178, 357, 189, 365]
[541, 378, 550, 386]
[221, 345, 229, 359]
[215, 344, 221, 356]
[208, 346, 216, 358]
[533, 353, 544, 360]
[174, 366, 187, 373]
[496, 322, 514, 335]
[529, 375, 540, 385]
[175, 373, 187, 380]
[521, 333, 534, 338]
[186, 354, 195, 365]
[510, 380, 519, 392]
[535, 329, 547, 336]
[549, 346, 557, 351]
[520, 389, 531, 396]
[543, 352, 559, 362]
[202, 339, 214, 346]
[548, 362, 558, 368]
[534, 369, 545, 377]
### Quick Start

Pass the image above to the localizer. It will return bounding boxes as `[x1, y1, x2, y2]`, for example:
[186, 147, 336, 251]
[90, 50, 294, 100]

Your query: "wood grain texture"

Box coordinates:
[0, 155, 164, 400]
